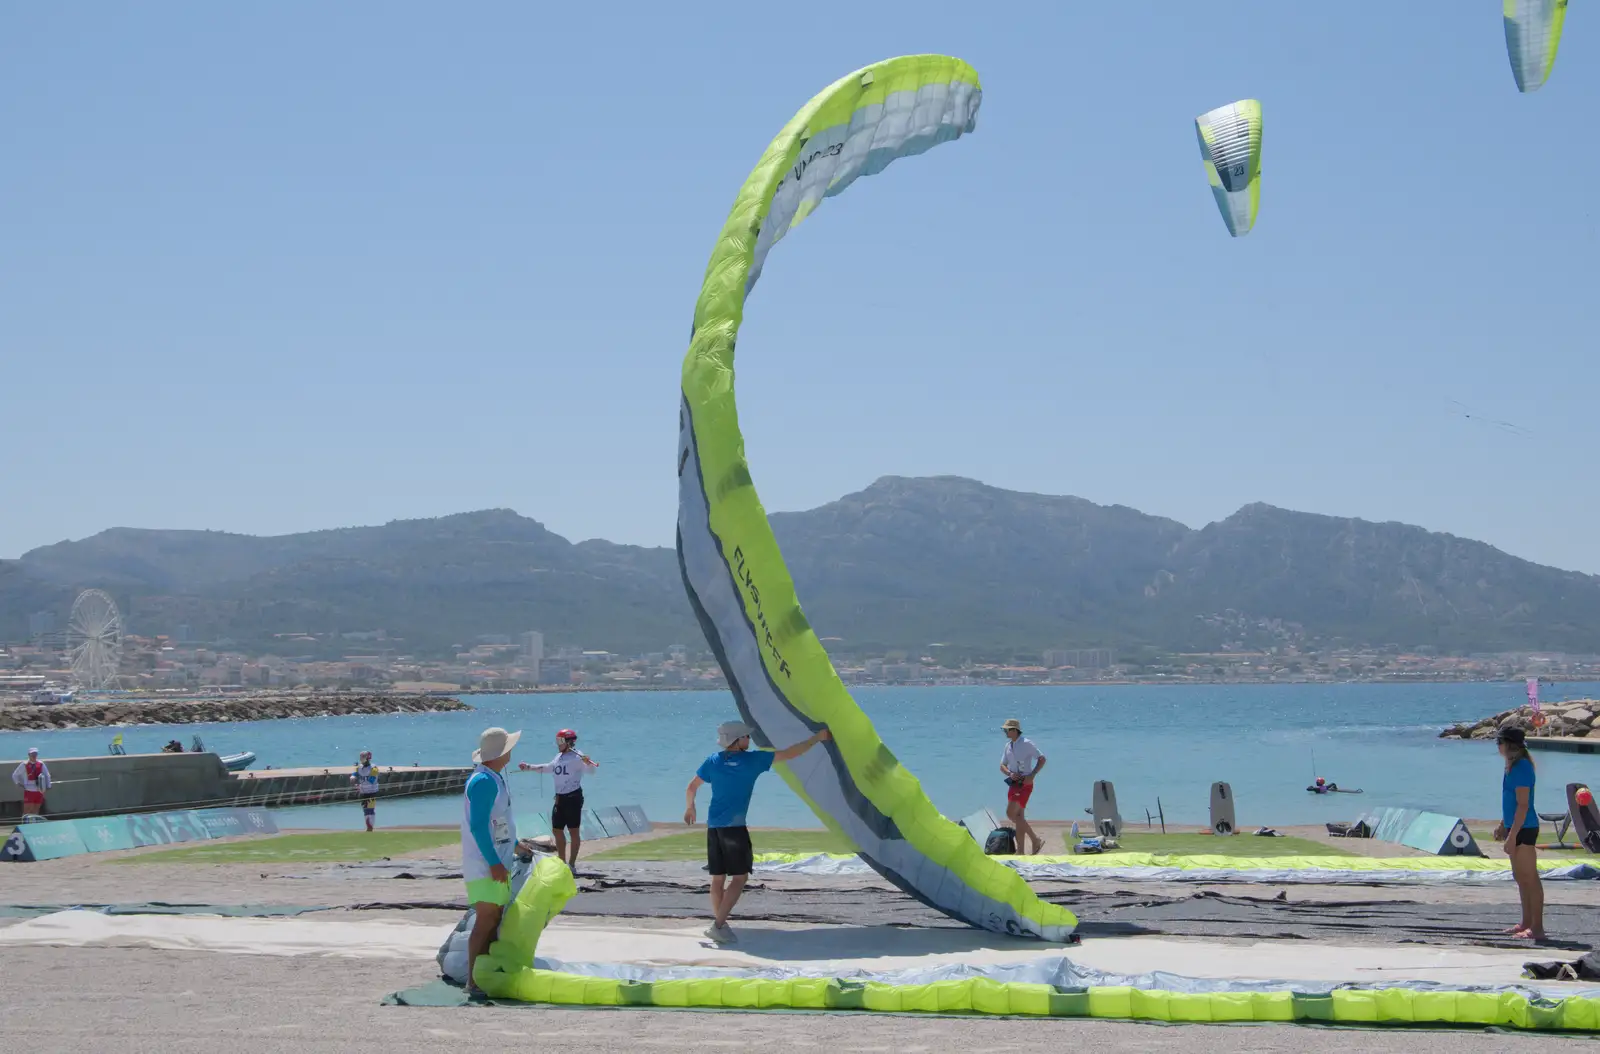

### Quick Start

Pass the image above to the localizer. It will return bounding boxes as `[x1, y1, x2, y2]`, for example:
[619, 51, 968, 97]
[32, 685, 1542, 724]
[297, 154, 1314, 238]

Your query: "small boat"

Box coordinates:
[189, 736, 256, 772]
[30, 683, 75, 705]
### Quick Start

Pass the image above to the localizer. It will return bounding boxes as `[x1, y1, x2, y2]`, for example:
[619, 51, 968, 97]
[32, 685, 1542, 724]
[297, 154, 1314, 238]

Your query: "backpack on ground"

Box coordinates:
[983, 827, 1017, 855]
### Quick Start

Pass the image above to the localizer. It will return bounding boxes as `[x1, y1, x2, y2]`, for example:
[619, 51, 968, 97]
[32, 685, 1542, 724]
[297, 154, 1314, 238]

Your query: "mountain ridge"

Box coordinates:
[5, 476, 1595, 657]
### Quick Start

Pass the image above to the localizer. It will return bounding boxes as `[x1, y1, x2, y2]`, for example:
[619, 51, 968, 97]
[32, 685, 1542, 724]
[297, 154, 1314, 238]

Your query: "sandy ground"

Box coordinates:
[5, 821, 1599, 1052]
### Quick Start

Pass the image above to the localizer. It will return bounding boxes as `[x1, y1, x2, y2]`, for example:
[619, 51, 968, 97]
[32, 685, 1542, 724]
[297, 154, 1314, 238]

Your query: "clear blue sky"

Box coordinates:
[4, 4, 1596, 572]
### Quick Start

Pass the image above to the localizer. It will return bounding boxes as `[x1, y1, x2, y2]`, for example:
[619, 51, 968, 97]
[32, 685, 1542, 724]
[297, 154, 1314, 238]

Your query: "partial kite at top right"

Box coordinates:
[1504, 0, 1567, 93]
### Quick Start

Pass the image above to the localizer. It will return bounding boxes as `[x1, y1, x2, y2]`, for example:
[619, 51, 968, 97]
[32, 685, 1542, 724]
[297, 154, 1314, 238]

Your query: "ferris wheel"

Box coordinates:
[68, 589, 124, 690]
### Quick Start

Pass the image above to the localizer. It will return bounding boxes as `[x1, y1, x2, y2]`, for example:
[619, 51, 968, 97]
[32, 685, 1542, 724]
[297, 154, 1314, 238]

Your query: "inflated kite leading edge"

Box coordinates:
[675, 55, 1076, 942]
[1504, 0, 1567, 93]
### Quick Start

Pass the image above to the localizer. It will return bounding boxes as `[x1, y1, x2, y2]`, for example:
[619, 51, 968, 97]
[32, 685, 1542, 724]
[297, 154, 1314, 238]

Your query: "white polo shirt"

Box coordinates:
[1002, 737, 1043, 778]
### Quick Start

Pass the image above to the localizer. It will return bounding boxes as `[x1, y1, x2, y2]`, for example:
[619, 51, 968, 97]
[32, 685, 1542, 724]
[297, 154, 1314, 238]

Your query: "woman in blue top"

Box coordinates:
[1493, 726, 1544, 940]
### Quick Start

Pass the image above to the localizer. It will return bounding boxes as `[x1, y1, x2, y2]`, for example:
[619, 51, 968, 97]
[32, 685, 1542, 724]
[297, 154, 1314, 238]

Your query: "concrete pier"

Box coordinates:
[1, 753, 470, 822]
[227, 765, 471, 809]
[1526, 736, 1600, 755]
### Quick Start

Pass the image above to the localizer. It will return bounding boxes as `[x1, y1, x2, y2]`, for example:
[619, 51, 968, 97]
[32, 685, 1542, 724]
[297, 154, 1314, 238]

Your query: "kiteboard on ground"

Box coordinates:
[1210, 781, 1236, 836]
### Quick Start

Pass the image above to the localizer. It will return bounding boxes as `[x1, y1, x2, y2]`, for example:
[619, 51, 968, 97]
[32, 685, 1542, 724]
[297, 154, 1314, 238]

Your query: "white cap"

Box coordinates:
[473, 727, 522, 764]
[27, 746, 39, 755]
[717, 721, 754, 748]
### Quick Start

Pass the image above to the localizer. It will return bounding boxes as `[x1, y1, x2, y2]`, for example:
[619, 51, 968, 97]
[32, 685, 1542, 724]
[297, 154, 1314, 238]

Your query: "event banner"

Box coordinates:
[2, 806, 279, 863]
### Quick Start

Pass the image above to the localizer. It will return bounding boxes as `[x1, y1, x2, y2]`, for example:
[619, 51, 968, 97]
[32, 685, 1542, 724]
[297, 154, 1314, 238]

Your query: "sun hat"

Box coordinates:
[1001, 719, 1022, 732]
[27, 746, 39, 755]
[717, 721, 754, 748]
[473, 726, 522, 764]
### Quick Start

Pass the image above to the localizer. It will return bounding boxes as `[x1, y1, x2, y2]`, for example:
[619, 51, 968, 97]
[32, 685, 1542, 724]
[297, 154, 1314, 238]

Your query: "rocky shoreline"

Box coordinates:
[0, 693, 473, 732]
[1439, 698, 1600, 741]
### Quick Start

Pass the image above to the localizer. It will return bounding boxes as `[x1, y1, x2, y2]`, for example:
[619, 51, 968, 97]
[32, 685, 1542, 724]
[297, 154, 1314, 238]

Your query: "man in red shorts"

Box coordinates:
[999, 719, 1046, 854]
[11, 747, 51, 818]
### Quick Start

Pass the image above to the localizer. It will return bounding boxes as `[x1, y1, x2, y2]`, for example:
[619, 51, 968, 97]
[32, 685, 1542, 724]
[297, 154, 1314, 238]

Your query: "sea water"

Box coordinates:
[4, 682, 1597, 832]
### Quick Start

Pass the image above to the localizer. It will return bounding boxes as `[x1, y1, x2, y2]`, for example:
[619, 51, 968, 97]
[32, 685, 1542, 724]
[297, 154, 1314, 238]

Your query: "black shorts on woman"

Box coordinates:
[552, 788, 584, 831]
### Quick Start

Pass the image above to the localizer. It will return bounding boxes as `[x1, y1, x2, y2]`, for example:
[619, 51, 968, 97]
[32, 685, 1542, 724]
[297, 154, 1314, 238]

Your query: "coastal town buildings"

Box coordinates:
[4, 631, 1600, 701]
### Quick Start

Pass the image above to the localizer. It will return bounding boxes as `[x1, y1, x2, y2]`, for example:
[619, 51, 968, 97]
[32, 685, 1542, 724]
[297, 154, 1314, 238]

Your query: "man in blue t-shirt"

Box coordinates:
[684, 719, 830, 943]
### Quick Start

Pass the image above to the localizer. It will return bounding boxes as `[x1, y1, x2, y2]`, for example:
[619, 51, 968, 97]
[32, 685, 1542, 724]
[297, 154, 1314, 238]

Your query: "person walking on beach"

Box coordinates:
[349, 750, 379, 831]
[462, 727, 521, 997]
[1494, 726, 1545, 940]
[11, 747, 51, 817]
[1000, 719, 1047, 855]
[518, 728, 598, 870]
[684, 720, 830, 944]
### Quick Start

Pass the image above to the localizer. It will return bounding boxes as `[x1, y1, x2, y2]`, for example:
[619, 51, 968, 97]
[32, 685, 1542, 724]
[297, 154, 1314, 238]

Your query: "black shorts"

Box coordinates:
[707, 825, 753, 876]
[552, 789, 584, 831]
[1516, 826, 1540, 847]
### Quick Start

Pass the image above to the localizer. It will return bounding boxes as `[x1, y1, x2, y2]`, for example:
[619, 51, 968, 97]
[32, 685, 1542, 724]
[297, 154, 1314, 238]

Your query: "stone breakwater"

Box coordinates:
[0, 693, 472, 732]
[1439, 698, 1600, 741]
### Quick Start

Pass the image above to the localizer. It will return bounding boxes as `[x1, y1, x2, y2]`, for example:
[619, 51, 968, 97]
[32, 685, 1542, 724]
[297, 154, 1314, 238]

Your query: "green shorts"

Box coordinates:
[465, 877, 511, 907]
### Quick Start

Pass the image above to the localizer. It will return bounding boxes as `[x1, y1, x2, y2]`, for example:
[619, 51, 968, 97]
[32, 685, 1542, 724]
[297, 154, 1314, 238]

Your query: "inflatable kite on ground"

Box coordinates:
[675, 55, 1076, 942]
[1504, 0, 1567, 92]
[1194, 100, 1262, 237]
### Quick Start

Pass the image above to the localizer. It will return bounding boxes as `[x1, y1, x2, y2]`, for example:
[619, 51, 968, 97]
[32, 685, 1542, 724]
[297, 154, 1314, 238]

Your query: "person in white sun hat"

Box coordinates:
[461, 726, 521, 997]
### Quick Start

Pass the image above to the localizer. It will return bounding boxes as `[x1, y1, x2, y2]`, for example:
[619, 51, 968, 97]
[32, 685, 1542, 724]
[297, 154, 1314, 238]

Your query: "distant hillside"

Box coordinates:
[4, 477, 1598, 656]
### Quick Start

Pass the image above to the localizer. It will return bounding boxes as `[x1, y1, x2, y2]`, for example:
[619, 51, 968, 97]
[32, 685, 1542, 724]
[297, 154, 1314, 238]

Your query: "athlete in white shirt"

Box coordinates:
[518, 728, 599, 868]
[1000, 719, 1047, 854]
[12, 747, 51, 817]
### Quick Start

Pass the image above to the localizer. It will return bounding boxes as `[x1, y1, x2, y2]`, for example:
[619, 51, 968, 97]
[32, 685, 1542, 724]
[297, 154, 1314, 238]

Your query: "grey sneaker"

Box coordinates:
[704, 923, 737, 944]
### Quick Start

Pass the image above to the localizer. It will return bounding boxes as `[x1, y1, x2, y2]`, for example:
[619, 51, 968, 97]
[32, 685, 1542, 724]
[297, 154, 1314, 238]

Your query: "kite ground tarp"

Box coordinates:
[466, 847, 1600, 1031]
[675, 53, 1073, 942]
[750, 852, 1600, 884]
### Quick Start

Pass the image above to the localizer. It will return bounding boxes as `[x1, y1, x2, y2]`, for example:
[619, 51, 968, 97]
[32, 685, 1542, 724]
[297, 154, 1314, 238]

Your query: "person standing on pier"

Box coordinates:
[349, 750, 379, 831]
[462, 727, 521, 999]
[11, 747, 50, 818]
[518, 728, 599, 871]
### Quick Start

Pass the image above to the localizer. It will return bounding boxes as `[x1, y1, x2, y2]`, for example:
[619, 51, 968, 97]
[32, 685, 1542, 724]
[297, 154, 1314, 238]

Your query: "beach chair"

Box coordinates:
[1539, 809, 1572, 849]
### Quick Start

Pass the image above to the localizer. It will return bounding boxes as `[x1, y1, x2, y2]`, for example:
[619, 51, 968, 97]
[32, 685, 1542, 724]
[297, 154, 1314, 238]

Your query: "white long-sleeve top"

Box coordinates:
[523, 749, 597, 794]
[12, 760, 51, 793]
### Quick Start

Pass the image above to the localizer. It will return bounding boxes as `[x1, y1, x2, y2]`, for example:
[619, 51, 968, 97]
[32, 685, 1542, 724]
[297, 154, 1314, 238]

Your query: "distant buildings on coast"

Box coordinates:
[4, 619, 1599, 698]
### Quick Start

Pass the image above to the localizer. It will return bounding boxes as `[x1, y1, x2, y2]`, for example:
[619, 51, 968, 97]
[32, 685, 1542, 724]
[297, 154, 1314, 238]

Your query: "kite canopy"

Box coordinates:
[676, 55, 1076, 943]
[1195, 99, 1263, 237]
[1504, 0, 1568, 92]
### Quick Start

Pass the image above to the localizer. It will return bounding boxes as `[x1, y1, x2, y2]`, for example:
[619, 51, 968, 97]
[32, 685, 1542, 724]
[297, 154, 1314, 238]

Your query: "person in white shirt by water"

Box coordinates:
[1000, 719, 1047, 854]
[519, 728, 599, 869]
[12, 747, 51, 817]
[348, 750, 379, 831]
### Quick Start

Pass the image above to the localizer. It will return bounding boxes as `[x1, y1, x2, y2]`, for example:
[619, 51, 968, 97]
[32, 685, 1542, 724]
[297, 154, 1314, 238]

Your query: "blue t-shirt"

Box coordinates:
[697, 748, 775, 828]
[1503, 757, 1538, 829]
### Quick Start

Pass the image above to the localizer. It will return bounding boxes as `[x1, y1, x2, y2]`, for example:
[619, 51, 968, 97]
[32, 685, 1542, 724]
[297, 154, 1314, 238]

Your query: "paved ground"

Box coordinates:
[6, 946, 1597, 1054]
[5, 823, 1598, 1052]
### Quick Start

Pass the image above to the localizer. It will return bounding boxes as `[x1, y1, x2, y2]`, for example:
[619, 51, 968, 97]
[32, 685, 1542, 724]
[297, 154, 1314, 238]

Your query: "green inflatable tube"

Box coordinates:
[475, 851, 1600, 1030]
